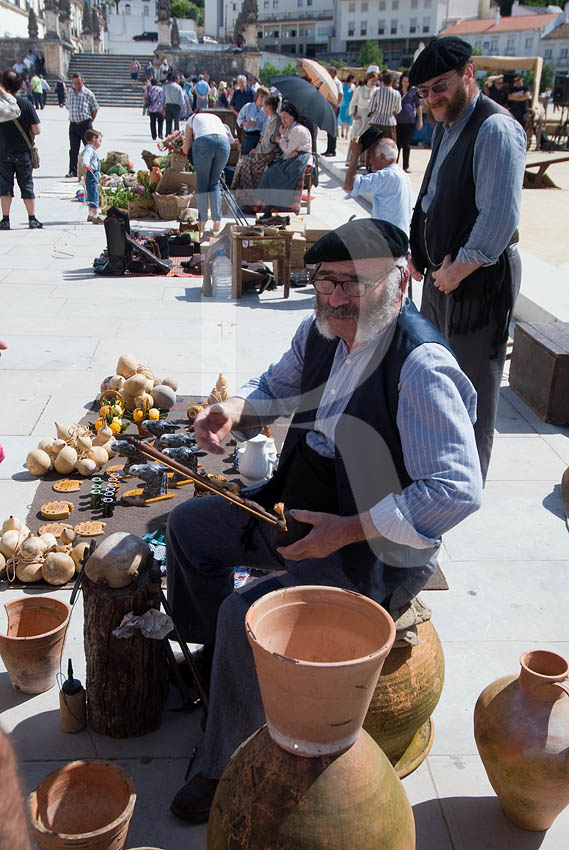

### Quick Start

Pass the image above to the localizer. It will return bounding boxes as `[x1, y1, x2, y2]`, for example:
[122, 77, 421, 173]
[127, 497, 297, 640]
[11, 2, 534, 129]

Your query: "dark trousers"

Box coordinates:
[324, 130, 336, 155]
[165, 103, 180, 135]
[396, 123, 415, 171]
[68, 119, 92, 175]
[241, 130, 260, 155]
[149, 111, 164, 140]
[32, 92, 42, 110]
[420, 246, 522, 482]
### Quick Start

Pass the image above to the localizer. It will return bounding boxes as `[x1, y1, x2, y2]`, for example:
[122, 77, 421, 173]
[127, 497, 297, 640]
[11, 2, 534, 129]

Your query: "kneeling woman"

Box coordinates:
[231, 94, 280, 207]
[250, 102, 312, 212]
[182, 110, 234, 235]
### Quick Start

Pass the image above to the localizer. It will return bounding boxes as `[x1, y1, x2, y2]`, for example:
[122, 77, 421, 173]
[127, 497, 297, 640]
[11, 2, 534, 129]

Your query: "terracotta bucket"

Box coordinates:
[29, 760, 136, 850]
[245, 585, 396, 757]
[0, 596, 71, 694]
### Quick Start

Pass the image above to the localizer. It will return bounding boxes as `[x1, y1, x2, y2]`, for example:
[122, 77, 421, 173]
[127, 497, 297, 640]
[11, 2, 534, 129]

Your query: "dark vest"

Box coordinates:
[256, 300, 452, 605]
[410, 94, 517, 346]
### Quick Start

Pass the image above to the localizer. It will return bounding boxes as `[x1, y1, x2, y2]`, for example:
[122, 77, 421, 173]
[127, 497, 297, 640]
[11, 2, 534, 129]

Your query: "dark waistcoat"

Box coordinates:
[256, 299, 453, 605]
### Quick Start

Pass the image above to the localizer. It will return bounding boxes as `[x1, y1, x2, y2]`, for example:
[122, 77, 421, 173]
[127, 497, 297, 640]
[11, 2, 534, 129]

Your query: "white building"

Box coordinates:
[104, 0, 158, 54]
[541, 3, 569, 72]
[439, 9, 560, 58]
[1, 0, 45, 40]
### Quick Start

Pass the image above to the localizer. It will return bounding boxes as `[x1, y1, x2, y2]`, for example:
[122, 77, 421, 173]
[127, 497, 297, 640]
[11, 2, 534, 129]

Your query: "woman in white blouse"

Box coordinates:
[182, 110, 235, 235]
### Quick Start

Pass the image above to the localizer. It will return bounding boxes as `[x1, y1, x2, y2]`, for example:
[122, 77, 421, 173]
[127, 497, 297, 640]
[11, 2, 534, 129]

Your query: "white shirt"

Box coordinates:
[351, 163, 413, 235]
[188, 112, 233, 142]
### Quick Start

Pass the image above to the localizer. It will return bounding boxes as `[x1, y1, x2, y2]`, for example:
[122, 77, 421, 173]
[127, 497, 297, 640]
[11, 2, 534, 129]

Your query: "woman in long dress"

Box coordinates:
[232, 94, 280, 207]
[349, 72, 378, 141]
[339, 74, 356, 139]
[248, 101, 312, 213]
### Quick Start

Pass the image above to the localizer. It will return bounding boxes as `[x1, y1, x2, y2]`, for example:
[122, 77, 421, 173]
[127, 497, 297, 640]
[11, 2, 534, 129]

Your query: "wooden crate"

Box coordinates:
[290, 234, 307, 268]
[509, 322, 569, 425]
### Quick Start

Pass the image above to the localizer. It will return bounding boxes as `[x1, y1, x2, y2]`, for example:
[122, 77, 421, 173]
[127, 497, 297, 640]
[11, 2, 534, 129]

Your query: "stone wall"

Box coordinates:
[0, 37, 73, 77]
[164, 48, 260, 81]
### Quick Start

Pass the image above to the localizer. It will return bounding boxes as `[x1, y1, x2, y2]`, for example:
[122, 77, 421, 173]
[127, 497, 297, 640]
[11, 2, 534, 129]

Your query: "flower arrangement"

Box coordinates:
[158, 131, 185, 154]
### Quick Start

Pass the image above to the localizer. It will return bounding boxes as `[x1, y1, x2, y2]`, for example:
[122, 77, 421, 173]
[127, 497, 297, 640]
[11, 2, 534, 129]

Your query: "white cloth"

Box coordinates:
[351, 163, 413, 234]
[0, 91, 21, 123]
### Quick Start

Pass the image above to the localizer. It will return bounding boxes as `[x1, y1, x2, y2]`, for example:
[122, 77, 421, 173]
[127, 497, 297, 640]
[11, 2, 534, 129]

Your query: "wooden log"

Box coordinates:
[83, 563, 168, 738]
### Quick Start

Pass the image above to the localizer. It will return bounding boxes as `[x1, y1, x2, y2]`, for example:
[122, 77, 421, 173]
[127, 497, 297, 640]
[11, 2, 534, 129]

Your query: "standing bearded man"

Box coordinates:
[408, 37, 526, 482]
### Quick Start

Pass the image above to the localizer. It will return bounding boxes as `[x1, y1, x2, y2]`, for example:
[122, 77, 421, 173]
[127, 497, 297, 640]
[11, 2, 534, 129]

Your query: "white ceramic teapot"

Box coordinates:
[237, 434, 277, 487]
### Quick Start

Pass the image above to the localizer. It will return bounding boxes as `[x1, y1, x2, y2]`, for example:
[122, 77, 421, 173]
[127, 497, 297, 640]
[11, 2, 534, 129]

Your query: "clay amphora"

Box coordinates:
[474, 649, 569, 831]
[364, 620, 444, 777]
[0, 596, 71, 694]
[28, 760, 136, 850]
[245, 585, 396, 756]
[207, 725, 415, 850]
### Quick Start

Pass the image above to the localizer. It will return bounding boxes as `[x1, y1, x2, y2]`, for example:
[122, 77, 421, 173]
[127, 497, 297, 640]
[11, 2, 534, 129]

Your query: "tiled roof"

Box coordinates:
[440, 13, 559, 36]
[542, 22, 569, 39]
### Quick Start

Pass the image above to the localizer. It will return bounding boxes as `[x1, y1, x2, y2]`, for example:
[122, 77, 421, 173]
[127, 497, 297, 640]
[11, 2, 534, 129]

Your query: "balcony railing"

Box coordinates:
[259, 8, 334, 20]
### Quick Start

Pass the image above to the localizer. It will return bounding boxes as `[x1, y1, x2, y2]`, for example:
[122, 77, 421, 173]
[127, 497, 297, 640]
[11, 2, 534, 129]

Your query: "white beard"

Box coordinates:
[315, 273, 401, 345]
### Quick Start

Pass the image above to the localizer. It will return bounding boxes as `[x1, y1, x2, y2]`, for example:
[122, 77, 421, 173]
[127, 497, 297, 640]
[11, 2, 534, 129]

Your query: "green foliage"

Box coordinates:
[357, 41, 384, 69]
[472, 46, 483, 56]
[329, 58, 346, 69]
[259, 62, 298, 87]
[541, 63, 554, 91]
[171, 0, 204, 24]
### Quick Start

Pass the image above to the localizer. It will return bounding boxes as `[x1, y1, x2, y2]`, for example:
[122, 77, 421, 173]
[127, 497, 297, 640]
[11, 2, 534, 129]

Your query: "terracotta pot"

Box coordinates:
[363, 620, 444, 777]
[474, 649, 569, 831]
[28, 760, 136, 850]
[0, 596, 71, 694]
[245, 585, 396, 757]
[208, 725, 415, 850]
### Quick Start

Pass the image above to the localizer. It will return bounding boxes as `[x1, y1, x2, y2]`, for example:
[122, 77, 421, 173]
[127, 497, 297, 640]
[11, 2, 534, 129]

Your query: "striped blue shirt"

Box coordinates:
[235, 312, 482, 551]
[421, 93, 526, 266]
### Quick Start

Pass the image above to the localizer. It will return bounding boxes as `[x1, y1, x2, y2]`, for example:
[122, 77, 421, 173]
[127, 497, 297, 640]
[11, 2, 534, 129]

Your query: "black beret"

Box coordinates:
[409, 37, 472, 88]
[304, 219, 408, 265]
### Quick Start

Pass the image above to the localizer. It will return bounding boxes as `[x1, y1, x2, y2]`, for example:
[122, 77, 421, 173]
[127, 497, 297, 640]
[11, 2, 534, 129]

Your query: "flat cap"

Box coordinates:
[304, 219, 408, 265]
[409, 37, 472, 87]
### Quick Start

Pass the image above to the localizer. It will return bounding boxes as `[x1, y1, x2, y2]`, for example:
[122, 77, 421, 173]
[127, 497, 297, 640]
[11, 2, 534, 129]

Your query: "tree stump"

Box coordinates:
[83, 564, 168, 737]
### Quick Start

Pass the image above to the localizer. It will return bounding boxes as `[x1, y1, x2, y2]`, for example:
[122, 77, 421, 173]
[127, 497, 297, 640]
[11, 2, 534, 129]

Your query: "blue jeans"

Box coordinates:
[85, 169, 99, 210]
[192, 134, 230, 222]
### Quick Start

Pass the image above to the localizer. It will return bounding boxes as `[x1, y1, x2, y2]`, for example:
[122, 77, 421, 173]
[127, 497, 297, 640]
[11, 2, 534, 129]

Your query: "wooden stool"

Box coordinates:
[303, 165, 313, 215]
[230, 226, 293, 298]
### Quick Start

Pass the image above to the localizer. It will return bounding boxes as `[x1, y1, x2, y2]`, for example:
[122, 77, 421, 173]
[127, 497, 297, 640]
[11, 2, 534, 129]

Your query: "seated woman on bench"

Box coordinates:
[231, 94, 281, 207]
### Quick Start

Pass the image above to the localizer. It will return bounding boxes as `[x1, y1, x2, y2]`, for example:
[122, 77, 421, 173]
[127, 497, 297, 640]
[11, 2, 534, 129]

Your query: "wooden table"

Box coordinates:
[523, 155, 569, 189]
[229, 226, 294, 298]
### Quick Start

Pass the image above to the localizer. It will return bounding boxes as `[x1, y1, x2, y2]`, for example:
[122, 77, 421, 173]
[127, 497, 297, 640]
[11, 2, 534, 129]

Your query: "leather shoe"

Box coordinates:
[170, 772, 219, 822]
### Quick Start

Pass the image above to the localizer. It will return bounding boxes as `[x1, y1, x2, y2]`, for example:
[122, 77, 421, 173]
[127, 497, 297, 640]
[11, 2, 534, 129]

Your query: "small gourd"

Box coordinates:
[77, 435, 93, 452]
[76, 457, 97, 477]
[0, 552, 6, 579]
[0, 530, 21, 558]
[26, 448, 52, 476]
[55, 422, 71, 442]
[16, 561, 43, 583]
[123, 373, 148, 396]
[39, 532, 57, 552]
[42, 552, 76, 585]
[19, 537, 43, 562]
[70, 541, 90, 573]
[86, 446, 109, 468]
[162, 376, 178, 392]
[2, 516, 22, 533]
[116, 353, 138, 378]
[54, 445, 78, 475]
[151, 384, 176, 411]
[60, 528, 76, 546]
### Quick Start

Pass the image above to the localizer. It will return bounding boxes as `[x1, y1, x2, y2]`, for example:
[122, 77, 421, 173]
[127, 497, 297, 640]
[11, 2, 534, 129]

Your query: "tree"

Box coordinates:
[259, 61, 298, 87]
[171, 0, 191, 16]
[171, 17, 180, 47]
[472, 45, 482, 56]
[329, 58, 346, 69]
[28, 7, 39, 38]
[357, 41, 384, 69]
[82, 0, 92, 34]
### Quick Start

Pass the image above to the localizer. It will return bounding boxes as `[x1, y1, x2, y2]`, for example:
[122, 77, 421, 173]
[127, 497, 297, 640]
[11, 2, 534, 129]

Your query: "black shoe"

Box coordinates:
[29, 218, 43, 229]
[322, 152, 335, 157]
[0, 219, 9, 230]
[65, 171, 77, 178]
[170, 773, 219, 823]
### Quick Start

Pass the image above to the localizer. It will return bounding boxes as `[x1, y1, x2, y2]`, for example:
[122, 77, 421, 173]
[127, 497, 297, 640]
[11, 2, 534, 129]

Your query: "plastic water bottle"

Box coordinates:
[212, 249, 233, 301]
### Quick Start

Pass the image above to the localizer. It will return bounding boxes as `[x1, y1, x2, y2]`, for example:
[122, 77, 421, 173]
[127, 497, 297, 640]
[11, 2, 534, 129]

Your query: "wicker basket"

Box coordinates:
[154, 191, 195, 221]
[127, 198, 156, 219]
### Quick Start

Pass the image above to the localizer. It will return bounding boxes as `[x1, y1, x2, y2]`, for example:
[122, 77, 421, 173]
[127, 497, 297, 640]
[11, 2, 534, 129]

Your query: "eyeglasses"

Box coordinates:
[417, 71, 459, 100]
[311, 265, 403, 297]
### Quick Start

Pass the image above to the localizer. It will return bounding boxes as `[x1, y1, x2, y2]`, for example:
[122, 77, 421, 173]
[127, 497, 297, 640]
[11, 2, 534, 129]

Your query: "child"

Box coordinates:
[82, 129, 103, 224]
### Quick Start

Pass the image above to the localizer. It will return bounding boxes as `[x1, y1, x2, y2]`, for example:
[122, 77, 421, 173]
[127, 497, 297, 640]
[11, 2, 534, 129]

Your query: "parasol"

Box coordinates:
[295, 58, 339, 107]
[271, 76, 338, 137]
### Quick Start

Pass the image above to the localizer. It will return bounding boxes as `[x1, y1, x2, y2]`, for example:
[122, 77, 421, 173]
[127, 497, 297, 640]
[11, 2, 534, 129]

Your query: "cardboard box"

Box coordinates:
[290, 233, 307, 268]
[155, 170, 196, 195]
[304, 227, 330, 242]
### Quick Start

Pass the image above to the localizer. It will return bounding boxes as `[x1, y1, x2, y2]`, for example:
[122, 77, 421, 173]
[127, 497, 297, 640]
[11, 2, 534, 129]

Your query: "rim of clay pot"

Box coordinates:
[520, 650, 569, 681]
[246, 585, 396, 668]
[29, 759, 136, 838]
[2, 597, 71, 641]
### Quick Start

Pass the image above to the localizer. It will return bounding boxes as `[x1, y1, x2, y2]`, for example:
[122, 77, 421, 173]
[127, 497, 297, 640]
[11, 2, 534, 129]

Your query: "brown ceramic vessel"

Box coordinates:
[364, 620, 444, 777]
[474, 649, 569, 831]
[245, 585, 396, 757]
[0, 596, 71, 694]
[28, 760, 136, 850]
[207, 725, 415, 850]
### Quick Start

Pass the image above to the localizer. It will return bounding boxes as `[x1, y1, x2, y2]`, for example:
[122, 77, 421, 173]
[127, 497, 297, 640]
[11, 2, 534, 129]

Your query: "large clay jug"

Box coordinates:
[0, 596, 71, 694]
[474, 649, 569, 831]
[364, 620, 444, 777]
[208, 725, 415, 850]
[28, 760, 136, 850]
[245, 585, 396, 756]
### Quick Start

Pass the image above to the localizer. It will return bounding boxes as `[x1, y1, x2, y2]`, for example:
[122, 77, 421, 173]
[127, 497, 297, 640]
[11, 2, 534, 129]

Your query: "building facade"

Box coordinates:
[541, 6, 569, 73]
[440, 10, 560, 58]
[104, 0, 158, 54]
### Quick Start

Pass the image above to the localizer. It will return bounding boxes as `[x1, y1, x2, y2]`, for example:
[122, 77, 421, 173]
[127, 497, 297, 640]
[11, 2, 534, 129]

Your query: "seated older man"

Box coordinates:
[349, 137, 413, 234]
[166, 218, 482, 823]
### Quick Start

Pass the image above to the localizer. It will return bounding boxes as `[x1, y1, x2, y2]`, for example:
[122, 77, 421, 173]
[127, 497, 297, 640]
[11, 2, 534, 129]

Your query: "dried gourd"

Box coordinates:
[16, 561, 43, 583]
[2, 516, 22, 533]
[84, 531, 149, 588]
[116, 353, 138, 378]
[54, 445, 78, 475]
[0, 530, 21, 558]
[42, 552, 75, 585]
[151, 384, 176, 411]
[26, 448, 52, 476]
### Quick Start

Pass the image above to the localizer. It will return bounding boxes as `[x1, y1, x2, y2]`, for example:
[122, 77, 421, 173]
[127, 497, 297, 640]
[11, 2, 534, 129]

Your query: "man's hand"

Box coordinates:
[193, 397, 259, 455]
[277, 510, 375, 561]
[432, 254, 482, 295]
[408, 256, 423, 282]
